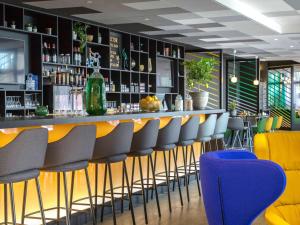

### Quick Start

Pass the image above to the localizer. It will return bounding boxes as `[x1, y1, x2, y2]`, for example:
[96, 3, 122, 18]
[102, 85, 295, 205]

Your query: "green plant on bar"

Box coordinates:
[73, 22, 90, 53]
[228, 100, 237, 111]
[183, 57, 218, 91]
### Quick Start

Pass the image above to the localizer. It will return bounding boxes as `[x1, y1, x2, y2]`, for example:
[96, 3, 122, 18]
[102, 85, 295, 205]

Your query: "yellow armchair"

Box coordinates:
[254, 132, 300, 225]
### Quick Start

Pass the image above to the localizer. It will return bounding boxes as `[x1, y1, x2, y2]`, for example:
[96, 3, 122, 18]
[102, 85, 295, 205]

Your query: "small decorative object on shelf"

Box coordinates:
[11, 21, 16, 29]
[139, 96, 160, 112]
[148, 58, 152, 73]
[86, 52, 107, 115]
[184, 94, 193, 111]
[120, 48, 129, 70]
[33, 25, 38, 33]
[178, 48, 181, 58]
[25, 23, 32, 32]
[130, 42, 134, 50]
[131, 58, 136, 70]
[35, 105, 49, 116]
[173, 50, 177, 58]
[139, 64, 145, 72]
[87, 34, 94, 42]
[228, 100, 237, 116]
[98, 33, 102, 44]
[46, 27, 52, 35]
[72, 31, 77, 40]
[175, 94, 183, 111]
[74, 22, 90, 53]
[26, 73, 36, 91]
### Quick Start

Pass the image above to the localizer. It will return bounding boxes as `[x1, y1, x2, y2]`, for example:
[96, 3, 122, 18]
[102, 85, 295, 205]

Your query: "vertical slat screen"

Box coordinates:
[227, 59, 259, 114]
[268, 68, 292, 128]
[185, 51, 221, 109]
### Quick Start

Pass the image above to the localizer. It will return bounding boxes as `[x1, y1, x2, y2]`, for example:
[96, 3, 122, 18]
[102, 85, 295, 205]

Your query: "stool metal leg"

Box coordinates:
[21, 181, 28, 225]
[121, 164, 125, 213]
[57, 173, 60, 225]
[35, 177, 46, 225]
[146, 156, 150, 202]
[69, 171, 75, 219]
[62, 172, 71, 225]
[107, 163, 117, 225]
[138, 156, 148, 224]
[150, 152, 158, 200]
[123, 160, 136, 225]
[101, 163, 107, 222]
[149, 154, 161, 217]
[9, 183, 16, 225]
[182, 146, 190, 202]
[163, 151, 172, 212]
[4, 184, 7, 225]
[191, 145, 201, 196]
[171, 149, 183, 206]
[84, 168, 96, 225]
[95, 164, 99, 219]
[129, 157, 136, 210]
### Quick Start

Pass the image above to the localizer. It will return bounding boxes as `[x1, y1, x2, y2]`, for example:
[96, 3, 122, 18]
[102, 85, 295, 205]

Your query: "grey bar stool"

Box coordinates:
[176, 116, 200, 201]
[227, 117, 244, 148]
[0, 128, 48, 225]
[30, 125, 96, 225]
[212, 112, 229, 150]
[153, 117, 183, 212]
[90, 122, 135, 225]
[128, 119, 161, 224]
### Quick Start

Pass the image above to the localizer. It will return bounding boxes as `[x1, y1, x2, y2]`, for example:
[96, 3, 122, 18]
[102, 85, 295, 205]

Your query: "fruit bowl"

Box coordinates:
[139, 96, 160, 112]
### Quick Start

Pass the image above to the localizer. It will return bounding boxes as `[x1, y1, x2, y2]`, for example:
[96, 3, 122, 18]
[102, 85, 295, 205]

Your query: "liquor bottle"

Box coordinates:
[73, 47, 78, 65]
[47, 43, 51, 62]
[43, 42, 50, 62]
[78, 47, 82, 65]
[52, 44, 57, 63]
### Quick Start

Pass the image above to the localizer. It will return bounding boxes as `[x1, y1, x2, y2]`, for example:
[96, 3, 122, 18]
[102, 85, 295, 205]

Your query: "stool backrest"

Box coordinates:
[197, 114, 217, 139]
[43, 125, 96, 169]
[214, 112, 229, 135]
[276, 116, 283, 129]
[272, 116, 279, 130]
[228, 117, 244, 131]
[93, 122, 134, 160]
[0, 128, 48, 176]
[257, 118, 267, 133]
[179, 116, 199, 142]
[131, 119, 160, 152]
[156, 117, 182, 147]
[265, 117, 273, 132]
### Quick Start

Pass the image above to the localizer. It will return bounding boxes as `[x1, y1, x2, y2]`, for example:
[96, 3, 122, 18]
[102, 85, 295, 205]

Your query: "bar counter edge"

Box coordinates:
[0, 109, 225, 129]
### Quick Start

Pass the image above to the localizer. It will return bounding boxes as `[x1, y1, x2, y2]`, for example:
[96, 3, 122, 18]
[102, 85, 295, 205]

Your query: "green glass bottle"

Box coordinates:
[86, 52, 107, 115]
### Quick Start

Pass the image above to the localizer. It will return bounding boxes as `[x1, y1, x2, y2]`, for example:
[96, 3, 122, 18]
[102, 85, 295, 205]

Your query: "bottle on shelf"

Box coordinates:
[43, 42, 50, 62]
[73, 47, 78, 65]
[52, 43, 57, 63]
[78, 47, 82, 66]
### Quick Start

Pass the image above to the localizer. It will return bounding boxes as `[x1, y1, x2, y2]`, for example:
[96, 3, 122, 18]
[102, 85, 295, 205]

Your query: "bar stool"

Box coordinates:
[90, 122, 135, 225]
[153, 117, 183, 212]
[176, 116, 200, 202]
[31, 125, 97, 225]
[196, 114, 217, 154]
[227, 117, 244, 148]
[212, 112, 229, 150]
[265, 117, 274, 132]
[0, 128, 48, 225]
[128, 119, 161, 224]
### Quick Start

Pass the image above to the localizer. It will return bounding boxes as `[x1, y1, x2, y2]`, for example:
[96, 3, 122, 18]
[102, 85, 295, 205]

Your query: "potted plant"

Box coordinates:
[25, 23, 32, 32]
[183, 57, 218, 109]
[228, 100, 237, 116]
[11, 21, 16, 29]
[33, 25, 38, 33]
[73, 22, 89, 53]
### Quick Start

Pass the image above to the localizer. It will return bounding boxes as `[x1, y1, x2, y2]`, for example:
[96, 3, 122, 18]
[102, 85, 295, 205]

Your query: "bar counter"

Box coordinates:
[0, 109, 224, 223]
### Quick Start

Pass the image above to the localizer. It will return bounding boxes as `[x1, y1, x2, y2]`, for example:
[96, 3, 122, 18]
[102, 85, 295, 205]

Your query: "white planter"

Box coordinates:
[26, 27, 32, 32]
[230, 109, 237, 117]
[190, 91, 209, 109]
[72, 31, 77, 40]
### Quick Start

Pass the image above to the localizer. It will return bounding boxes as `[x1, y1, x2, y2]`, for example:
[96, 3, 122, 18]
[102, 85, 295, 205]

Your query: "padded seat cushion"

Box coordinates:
[254, 132, 300, 225]
[212, 133, 224, 139]
[0, 169, 39, 184]
[128, 149, 153, 157]
[42, 161, 88, 172]
[177, 140, 194, 146]
[90, 154, 127, 164]
[154, 144, 176, 151]
[196, 136, 211, 143]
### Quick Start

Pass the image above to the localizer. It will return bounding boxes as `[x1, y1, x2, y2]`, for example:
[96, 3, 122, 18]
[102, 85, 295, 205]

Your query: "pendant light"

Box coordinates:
[231, 50, 238, 83]
[253, 56, 260, 85]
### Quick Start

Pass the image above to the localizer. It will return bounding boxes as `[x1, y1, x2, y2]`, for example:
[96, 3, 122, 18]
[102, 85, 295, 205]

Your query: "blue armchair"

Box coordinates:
[200, 151, 286, 225]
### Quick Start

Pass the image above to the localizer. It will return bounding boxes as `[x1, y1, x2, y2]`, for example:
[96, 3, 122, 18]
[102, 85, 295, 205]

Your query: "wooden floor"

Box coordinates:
[92, 181, 266, 225]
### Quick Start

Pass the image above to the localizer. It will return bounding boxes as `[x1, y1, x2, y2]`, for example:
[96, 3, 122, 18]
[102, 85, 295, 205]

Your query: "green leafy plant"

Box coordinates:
[183, 57, 218, 91]
[73, 22, 90, 53]
[228, 100, 237, 111]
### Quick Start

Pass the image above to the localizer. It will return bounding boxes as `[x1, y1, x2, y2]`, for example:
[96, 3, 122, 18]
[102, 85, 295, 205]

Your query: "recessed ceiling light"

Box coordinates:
[86, 0, 93, 4]
[290, 45, 294, 48]
[274, 38, 278, 41]
[144, 18, 150, 21]
[214, 0, 282, 33]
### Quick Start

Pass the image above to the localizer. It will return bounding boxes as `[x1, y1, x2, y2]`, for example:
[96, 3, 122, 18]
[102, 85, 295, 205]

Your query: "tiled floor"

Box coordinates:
[95, 182, 266, 225]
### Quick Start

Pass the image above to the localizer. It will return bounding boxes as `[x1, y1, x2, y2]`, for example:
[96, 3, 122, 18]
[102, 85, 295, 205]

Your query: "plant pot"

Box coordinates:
[190, 91, 209, 109]
[26, 26, 32, 32]
[87, 35, 94, 42]
[46, 27, 52, 35]
[230, 109, 237, 117]
[72, 31, 77, 40]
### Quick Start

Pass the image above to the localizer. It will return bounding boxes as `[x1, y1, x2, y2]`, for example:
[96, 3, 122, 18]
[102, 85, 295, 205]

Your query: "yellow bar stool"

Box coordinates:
[265, 117, 274, 132]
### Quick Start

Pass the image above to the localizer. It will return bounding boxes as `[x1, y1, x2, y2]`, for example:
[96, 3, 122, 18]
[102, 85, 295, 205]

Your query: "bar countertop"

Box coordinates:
[0, 109, 225, 129]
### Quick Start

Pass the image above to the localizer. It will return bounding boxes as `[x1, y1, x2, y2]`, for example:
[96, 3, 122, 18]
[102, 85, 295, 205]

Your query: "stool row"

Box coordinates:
[0, 112, 229, 225]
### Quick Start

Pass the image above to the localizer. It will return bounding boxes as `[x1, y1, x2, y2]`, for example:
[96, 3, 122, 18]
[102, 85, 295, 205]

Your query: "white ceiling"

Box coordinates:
[19, 0, 300, 61]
